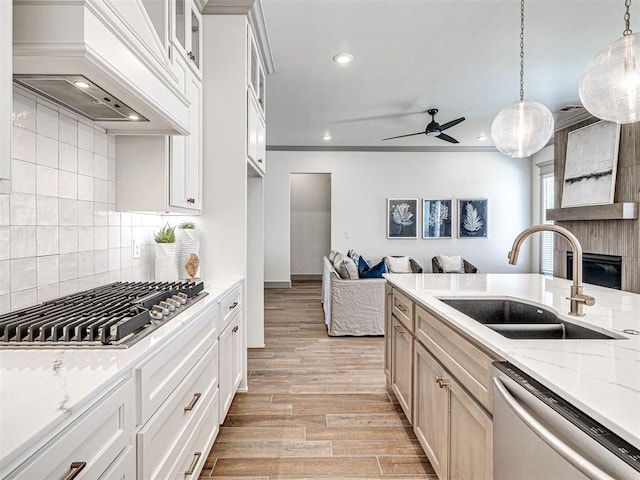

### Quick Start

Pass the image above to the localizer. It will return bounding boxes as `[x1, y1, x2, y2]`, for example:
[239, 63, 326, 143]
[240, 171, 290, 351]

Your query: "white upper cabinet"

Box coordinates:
[1, 0, 11, 194]
[172, 0, 203, 78]
[248, 25, 266, 117]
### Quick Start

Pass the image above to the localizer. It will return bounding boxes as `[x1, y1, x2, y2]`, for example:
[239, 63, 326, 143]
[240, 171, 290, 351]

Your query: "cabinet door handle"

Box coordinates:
[258, 97, 263, 105]
[184, 452, 202, 477]
[184, 392, 202, 412]
[229, 301, 238, 309]
[435, 376, 449, 389]
[186, 197, 195, 204]
[232, 325, 239, 333]
[258, 158, 263, 163]
[62, 462, 86, 480]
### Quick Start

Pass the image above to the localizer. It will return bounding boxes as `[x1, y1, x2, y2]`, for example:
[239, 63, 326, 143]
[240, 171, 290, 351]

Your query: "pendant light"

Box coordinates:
[579, 0, 640, 123]
[491, 0, 554, 158]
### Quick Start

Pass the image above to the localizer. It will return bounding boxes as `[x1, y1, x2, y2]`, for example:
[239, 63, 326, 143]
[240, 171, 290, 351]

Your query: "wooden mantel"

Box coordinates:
[547, 202, 639, 221]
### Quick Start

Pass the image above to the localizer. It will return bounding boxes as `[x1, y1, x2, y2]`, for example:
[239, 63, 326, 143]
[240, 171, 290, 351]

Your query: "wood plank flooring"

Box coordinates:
[199, 281, 436, 479]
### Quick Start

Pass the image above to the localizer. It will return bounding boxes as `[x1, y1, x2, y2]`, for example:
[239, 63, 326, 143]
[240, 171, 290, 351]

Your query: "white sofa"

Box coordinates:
[321, 256, 386, 336]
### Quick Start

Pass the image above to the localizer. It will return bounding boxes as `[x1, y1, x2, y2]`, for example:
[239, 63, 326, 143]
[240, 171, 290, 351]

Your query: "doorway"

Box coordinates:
[290, 173, 331, 280]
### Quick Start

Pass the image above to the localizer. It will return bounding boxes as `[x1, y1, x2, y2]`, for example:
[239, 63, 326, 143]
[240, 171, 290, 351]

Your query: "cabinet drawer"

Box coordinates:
[415, 304, 497, 413]
[220, 285, 242, 331]
[163, 389, 219, 480]
[137, 342, 218, 480]
[392, 289, 414, 332]
[8, 377, 134, 480]
[98, 444, 136, 480]
[136, 303, 218, 424]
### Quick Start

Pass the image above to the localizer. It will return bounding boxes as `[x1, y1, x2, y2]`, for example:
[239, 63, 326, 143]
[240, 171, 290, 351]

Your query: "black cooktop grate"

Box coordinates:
[0, 281, 205, 348]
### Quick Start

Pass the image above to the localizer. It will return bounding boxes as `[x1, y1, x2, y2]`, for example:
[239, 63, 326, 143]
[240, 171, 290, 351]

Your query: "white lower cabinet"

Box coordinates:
[391, 315, 413, 422]
[219, 310, 242, 422]
[6, 376, 135, 480]
[98, 445, 137, 480]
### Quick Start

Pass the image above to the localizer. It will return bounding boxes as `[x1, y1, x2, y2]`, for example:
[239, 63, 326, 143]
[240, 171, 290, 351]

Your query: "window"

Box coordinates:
[541, 173, 555, 275]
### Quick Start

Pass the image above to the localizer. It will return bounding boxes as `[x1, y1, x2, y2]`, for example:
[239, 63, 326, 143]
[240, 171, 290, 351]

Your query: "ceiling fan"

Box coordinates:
[382, 108, 465, 143]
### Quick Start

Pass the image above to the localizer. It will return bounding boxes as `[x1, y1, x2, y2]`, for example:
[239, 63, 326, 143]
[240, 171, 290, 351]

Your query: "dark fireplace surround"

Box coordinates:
[566, 252, 622, 290]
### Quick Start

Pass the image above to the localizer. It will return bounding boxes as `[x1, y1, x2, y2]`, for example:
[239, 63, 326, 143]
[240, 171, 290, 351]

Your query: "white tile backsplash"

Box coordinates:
[11, 126, 36, 163]
[36, 102, 59, 139]
[4, 88, 162, 311]
[11, 159, 36, 194]
[10, 226, 36, 258]
[36, 165, 59, 197]
[36, 135, 58, 168]
[58, 113, 78, 146]
[37, 196, 58, 225]
[59, 142, 78, 172]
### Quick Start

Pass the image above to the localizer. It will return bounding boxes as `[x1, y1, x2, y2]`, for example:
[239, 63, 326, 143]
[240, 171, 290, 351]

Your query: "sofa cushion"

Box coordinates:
[385, 256, 411, 273]
[334, 255, 359, 279]
[438, 254, 465, 273]
[358, 257, 387, 278]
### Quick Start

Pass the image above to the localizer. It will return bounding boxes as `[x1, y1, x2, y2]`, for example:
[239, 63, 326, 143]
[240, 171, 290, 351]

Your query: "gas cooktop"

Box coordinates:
[0, 281, 207, 348]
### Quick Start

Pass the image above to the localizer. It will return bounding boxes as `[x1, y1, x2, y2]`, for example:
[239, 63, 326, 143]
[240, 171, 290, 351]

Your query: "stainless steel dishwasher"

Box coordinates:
[492, 362, 640, 480]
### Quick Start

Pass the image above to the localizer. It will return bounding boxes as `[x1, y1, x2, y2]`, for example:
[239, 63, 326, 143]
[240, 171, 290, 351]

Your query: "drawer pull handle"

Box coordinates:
[232, 325, 239, 333]
[184, 451, 202, 477]
[435, 376, 449, 389]
[393, 325, 406, 334]
[63, 462, 86, 480]
[258, 158, 263, 163]
[229, 301, 238, 309]
[184, 392, 202, 412]
[396, 304, 407, 312]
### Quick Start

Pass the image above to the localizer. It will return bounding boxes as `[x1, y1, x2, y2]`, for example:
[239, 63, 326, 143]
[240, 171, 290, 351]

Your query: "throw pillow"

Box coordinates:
[347, 249, 362, 267]
[328, 250, 339, 263]
[335, 255, 359, 279]
[438, 254, 465, 273]
[385, 256, 411, 273]
[359, 258, 387, 279]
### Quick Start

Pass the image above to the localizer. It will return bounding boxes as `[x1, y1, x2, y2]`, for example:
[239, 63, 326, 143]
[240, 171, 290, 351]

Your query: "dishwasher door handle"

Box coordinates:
[492, 376, 616, 480]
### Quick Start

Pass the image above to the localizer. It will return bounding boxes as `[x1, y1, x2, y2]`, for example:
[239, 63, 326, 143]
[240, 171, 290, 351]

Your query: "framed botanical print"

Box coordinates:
[422, 199, 452, 238]
[458, 199, 487, 238]
[387, 198, 418, 238]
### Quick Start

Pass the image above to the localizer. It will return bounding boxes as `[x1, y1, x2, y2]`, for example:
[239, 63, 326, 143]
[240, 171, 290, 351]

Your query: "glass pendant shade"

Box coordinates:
[491, 100, 554, 158]
[579, 33, 640, 124]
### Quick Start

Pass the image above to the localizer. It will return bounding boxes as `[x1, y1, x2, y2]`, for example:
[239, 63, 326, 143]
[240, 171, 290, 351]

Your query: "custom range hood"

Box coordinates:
[13, 0, 190, 135]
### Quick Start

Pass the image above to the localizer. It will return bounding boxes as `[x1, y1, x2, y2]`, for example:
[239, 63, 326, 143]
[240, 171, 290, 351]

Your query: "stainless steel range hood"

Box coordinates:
[13, 75, 148, 123]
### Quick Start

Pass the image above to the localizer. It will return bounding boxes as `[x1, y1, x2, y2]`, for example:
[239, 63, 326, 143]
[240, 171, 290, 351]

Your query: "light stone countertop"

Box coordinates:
[384, 273, 640, 449]
[0, 276, 243, 470]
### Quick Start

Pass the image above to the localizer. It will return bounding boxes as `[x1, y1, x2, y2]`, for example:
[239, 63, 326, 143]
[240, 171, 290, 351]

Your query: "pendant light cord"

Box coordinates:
[624, 0, 632, 36]
[519, 0, 525, 102]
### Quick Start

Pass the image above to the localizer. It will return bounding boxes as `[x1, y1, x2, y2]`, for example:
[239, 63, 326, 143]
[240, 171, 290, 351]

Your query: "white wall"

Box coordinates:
[290, 173, 330, 276]
[265, 149, 534, 283]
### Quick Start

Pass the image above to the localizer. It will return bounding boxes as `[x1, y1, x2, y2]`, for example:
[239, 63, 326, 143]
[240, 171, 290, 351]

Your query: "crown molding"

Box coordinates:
[248, 0, 275, 74]
[202, 0, 255, 15]
[267, 145, 499, 153]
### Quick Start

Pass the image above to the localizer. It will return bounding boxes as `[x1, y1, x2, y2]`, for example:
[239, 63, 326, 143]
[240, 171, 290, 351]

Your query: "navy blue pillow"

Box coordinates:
[359, 257, 387, 278]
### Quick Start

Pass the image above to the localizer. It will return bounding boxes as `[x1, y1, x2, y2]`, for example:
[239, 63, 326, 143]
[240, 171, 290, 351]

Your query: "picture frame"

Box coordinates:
[387, 198, 418, 239]
[422, 199, 453, 239]
[561, 120, 621, 208]
[458, 199, 487, 238]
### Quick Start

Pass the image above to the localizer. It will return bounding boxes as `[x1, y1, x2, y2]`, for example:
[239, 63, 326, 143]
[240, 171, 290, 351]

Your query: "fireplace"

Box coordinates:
[566, 252, 622, 290]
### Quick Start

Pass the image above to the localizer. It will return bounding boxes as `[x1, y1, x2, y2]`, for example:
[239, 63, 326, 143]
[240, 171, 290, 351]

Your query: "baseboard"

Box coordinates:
[290, 274, 322, 281]
[265, 281, 292, 289]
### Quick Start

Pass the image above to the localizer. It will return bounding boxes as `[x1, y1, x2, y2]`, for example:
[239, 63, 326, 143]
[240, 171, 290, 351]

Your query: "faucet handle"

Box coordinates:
[566, 293, 596, 307]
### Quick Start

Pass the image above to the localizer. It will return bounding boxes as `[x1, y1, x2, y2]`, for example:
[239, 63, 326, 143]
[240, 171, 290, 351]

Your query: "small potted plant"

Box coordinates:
[154, 223, 178, 281]
[177, 220, 200, 280]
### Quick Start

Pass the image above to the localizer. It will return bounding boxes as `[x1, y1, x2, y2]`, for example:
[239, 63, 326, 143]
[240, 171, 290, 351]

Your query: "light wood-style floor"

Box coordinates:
[199, 281, 436, 479]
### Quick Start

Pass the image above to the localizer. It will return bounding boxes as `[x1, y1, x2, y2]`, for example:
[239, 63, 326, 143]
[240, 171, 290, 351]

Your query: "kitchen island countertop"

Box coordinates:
[385, 273, 640, 448]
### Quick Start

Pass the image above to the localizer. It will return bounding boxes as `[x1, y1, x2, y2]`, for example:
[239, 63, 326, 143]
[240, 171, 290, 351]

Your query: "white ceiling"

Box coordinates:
[260, 0, 623, 148]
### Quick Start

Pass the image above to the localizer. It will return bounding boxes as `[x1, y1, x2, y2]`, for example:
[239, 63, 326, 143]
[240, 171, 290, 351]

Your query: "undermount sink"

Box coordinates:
[438, 298, 621, 340]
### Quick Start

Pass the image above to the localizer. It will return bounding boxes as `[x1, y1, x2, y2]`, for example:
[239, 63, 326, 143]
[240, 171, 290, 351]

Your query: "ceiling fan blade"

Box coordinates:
[437, 133, 459, 144]
[381, 132, 424, 141]
[333, 110, 428, 124]
[439, 117, 466, 131]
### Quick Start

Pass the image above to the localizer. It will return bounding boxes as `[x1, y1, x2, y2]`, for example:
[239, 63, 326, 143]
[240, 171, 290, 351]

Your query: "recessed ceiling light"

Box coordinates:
[322, 133, 332, 141]
[332, 53, 353, 64]
[477, 134, 488, 141]
[74, 81, 90, 89]
[128, 115, 140, 121]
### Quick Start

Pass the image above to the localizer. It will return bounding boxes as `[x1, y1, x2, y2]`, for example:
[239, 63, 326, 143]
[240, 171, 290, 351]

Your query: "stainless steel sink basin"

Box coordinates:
[438, 298, 620, 340]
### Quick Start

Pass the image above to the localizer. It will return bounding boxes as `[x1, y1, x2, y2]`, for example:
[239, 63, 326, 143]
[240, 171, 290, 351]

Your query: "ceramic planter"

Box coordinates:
[155, 242, 178, 281]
